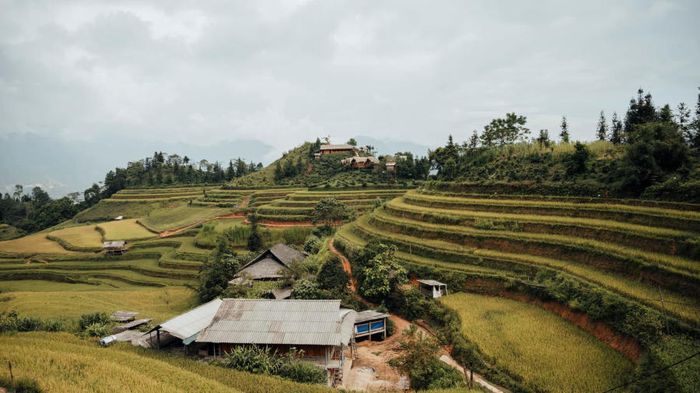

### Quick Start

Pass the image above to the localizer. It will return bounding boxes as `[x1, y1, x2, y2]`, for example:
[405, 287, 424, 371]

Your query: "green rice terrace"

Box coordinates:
[2, 180, 700, 392]
[335, 183, 700, 392]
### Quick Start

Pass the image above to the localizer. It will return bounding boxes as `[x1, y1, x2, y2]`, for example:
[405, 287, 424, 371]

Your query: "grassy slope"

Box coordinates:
[0, 232, 81, 255]
[0, 224, 23, 240]
[48, 224, 104, 248]
[442, 293, 633, 393]
[97, 219, 156, 240]
[140, 204, 231, 232]
[0, 283, 195, 322]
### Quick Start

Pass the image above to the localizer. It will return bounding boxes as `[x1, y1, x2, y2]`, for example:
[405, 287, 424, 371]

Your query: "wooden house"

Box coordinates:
[340, 156, 380, 169]
[229, 243, 305, 286]
[417, 279, 448, 298]
[317, 144, 358, 157]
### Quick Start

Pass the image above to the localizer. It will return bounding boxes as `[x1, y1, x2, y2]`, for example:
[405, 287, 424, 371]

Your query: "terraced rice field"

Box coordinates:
[255, 188, 407, 222]
[48, 224, 104, 250]
[139, 204, 233, 232]
[97, 219, 156, 240]
[0, 282, 195, 322]
[336, 188, 700, 325]
[0, 232, 82, 255]
[0, 332, 336, 393]
[442, 293, 633, 393]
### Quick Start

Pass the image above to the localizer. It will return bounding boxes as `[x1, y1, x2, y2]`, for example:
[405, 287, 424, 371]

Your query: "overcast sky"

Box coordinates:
[1, 0, 699, 161]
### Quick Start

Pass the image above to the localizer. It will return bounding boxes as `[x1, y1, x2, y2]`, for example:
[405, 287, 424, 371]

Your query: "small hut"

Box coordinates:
[353, 310, 389, 341]
[417, 279, 448, 298]
[103, 241, 127, 255]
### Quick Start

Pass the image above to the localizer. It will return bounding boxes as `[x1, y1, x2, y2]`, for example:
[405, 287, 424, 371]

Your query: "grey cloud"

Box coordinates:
[0, 0, 698, 195]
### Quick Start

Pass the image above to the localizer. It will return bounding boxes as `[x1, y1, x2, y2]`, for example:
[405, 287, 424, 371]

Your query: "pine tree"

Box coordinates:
[610, 112, 623, 144]
[596, 111, 608, 141]
[677, 102, 691, 143]
[468, 130, 479, 149]
[560, 116, 570, 143]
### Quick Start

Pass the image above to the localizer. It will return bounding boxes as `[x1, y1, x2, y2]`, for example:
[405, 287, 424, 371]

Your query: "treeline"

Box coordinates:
[1, 152, 262, 233]
[0, 186, 81, 233]
[430, 88, 700, 198]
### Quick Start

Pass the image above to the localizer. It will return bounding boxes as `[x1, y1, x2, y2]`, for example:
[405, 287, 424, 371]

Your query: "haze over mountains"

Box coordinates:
[0, 133, 431, 197]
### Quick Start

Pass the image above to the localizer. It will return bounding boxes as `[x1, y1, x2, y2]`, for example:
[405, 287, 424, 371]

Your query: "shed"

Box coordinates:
[103, 241, 127, 255]
[340, 156, 380, 169]
[353, 310, 389, 341]
[417, 279, 448, 298]
[229, 243, 305, 285]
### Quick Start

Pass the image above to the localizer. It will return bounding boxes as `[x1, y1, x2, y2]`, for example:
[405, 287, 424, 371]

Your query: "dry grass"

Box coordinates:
[0, 285, 195, 322]
[49, 225, 103, 248]
[0, 233, 79, 255]
[0, 332, 334, 393]
[97, 219, 156, 240]
[442, 293, 633, 393]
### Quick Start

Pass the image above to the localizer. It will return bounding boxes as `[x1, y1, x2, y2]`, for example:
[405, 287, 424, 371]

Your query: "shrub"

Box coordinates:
[218, 346, 327, 385]
[303, 236, 322, 254]
[0, 376, 43, 393]
[0, 311, 42, 333]
[78, 312, 110, 331]
[316, 255, 348, 291]
[83, 322, 110, 337]
[277, 359, 328, 384]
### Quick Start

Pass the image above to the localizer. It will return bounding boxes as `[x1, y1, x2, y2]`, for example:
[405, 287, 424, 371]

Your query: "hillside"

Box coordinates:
[231, 141, 425, 188]
[335, 183, 700, 392]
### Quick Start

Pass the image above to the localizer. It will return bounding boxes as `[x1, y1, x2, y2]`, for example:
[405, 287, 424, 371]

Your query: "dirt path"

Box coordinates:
[327, 237, 357, 292]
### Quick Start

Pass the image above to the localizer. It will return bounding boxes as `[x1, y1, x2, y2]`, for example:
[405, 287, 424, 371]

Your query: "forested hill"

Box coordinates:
[230, 140, 430, 188]
[0, 152, 263, 234]
[429, 88, 700, 202]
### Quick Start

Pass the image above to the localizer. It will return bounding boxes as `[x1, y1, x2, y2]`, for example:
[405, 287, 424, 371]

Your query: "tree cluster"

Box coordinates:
[0, 185, 81, 233]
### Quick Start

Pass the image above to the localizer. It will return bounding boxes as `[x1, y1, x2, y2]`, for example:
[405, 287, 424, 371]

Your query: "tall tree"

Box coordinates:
[560, 116, 570, 143]
[480, 113, 530, 146]
[610, 112, 623, 144]
[596, 111, 608, 141]
[624, 88, 657, 133]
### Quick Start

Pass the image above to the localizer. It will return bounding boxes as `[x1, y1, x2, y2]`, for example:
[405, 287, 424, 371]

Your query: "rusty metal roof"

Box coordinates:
[197, 299, 356, 346]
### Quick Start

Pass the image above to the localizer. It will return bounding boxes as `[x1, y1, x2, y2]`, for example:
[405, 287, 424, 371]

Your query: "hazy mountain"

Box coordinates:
[351, 135, 434, 158]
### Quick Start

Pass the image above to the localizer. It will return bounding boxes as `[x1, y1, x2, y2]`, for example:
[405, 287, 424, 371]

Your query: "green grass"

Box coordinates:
[97, 219, 156, 240]
[370, 209, 700, 277]
[74, 200, 159, 222]
[442, 292, 633, 393]
[0, 224, 23, 240]
[140, 204, 231, 232]
[0, 332, 337, 393]
[346, 216, 700, 324]
[405, 191, 700, 231]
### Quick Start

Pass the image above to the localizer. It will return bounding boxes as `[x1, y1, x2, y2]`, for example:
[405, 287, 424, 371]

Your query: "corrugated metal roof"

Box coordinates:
[159, 298, 222, 340]
[354, 310, 389, 324]
[320, 144, 356, 150]
[197, 299, 356, 346]
[417, 279, 447, 286]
